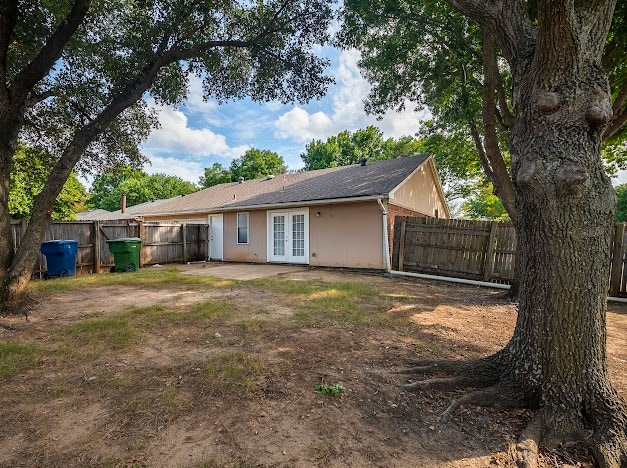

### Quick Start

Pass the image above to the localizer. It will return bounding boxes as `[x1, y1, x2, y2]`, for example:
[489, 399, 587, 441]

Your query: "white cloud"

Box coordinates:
[274, 107, 333, 141]
[273, 49, 429, 142]
[145, 156, 205, 184]
[227, 144, 251, 159]
[183, 75, 219, 114]
[145, 103, 234, 158]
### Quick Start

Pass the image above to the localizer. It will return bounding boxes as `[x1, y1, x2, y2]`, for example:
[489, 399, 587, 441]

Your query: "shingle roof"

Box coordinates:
[76, 197, 178, 220]
[138, 155, 431, 215]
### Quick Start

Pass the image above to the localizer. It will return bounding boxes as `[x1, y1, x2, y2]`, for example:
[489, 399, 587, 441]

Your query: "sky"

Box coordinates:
[137, 46, 626, 187]
[140, 47, 430, 185]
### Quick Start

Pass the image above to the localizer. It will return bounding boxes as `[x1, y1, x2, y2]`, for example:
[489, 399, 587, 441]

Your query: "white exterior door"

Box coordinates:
[268, 210, 308, 264]
[208, 214, 223, 260]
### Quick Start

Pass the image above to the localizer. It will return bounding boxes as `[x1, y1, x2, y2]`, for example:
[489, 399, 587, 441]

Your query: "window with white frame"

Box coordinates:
[237, 212, 249, 244]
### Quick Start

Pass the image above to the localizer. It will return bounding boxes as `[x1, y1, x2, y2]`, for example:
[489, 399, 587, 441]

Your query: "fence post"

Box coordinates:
[609, 223, 625, 297]
[398, 219, 407, 272]
[93, 221, 101, 274]
[182, 224, 188, 263]
[483, 222, 498, 282]
[138, 221, 144, 268]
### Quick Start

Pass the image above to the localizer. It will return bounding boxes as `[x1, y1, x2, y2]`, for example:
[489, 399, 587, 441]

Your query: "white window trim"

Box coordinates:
[237, 212, 249, 245]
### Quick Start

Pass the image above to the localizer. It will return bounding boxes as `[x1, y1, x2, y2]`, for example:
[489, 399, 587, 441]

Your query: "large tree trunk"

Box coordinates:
[404, 2, 627, 464]
[506, 61, 627, 466]
[0, 105, 26, 316]
[0, 57, 160, 315]
[0, 137, 94, 316]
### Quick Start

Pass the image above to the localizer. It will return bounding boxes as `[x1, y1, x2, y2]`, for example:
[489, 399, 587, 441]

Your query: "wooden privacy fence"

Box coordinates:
[391, 217, 627, 296]
[10, 220, 209, 278]
[392, 217, 516, 284]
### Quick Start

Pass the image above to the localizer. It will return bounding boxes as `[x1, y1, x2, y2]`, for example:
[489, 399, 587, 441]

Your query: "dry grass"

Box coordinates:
[204, 350, 269, 397]
[1, 267, 624, 467]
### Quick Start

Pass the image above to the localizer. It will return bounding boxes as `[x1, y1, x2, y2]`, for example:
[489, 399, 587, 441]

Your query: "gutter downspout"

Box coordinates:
[377, 198, 391, 272]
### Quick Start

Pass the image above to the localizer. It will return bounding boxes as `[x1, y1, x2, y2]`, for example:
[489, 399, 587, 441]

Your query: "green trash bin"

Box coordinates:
[106, 237, 142, 272]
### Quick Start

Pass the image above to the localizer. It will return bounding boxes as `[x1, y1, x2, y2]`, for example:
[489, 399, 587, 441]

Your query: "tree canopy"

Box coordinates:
[230, 148, 286, 182]
[615, 183, 627, 222]
[300, 126, 423, 170]
[339, 0, 627, 223]
[9, 145, 88, 220]
[90, 167, 197, 211]
[199, 163, 233, 189]
[0, 0, 336, 312]
[200, 149, 286, 188]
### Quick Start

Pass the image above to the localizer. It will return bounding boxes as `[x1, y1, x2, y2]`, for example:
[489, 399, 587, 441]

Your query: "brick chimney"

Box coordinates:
[121, 193, 127, 214]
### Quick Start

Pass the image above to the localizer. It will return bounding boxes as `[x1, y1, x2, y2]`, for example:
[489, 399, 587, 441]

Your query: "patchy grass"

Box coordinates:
[247, 278, 378, 299]
[204, 350, 268, 397]
[125, 301, 235, 328]
[247, 277, 318, 295]
[2, 267, 617, 467]
[0, 342, 40, 379]
[186, 300, 235, 323]
[59, 317, 138, 350]
[126, 304, 169, 325]
[237, 317, 267, 333]
[29, 267, 235, 293]
[247, 277, 384, 327]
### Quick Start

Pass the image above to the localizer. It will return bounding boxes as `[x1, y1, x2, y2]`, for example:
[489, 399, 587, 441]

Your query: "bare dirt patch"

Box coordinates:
[1, 267, 626, 467]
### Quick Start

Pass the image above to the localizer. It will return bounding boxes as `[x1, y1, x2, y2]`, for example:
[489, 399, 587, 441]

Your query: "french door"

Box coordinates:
[268, 210, 308, 263]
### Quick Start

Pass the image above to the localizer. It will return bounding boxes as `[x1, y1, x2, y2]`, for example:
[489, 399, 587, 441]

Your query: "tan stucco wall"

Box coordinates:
[309, 201, 384, 269]
[390, 159, 449, 218]
[222, 211, 267, 263]
[142, 201, 386, 269]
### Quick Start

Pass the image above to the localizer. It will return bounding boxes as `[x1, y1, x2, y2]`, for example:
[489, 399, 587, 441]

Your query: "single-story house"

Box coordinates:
[130, 155, 449, 270]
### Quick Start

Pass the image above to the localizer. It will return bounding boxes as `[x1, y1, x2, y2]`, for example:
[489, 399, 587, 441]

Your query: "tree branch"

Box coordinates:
[604, 108, 627, 141]
[0, 0, 18, 99]
[612, 80, 627, 114]
[495, 67, 514, 128]
[481, 32, 517, 222]
[446, 0, 535, 71]
[10, 0, 90, 103]
[469, 122, 494, 181]
[25, 90, 56, 107]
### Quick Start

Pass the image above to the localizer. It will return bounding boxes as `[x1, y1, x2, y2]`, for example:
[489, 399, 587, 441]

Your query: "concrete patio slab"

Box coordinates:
[179, 263, 307, 280]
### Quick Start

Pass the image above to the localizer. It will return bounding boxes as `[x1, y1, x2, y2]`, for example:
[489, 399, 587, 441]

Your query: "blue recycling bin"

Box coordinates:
[40, 240, 79, 279]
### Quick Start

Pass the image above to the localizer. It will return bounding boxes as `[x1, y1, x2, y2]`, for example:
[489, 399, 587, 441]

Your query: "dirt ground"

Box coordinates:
[1, 267, 626, 468]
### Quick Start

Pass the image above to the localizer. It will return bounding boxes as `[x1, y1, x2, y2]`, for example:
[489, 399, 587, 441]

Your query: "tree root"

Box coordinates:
[591, 434, 627, 468]
[440, 384, 523, 423]
[588, 396, 627, 468]
[0, 291, 34, 319]
[399, 355, 627, 467]
[397, 359, 469, 375]
[402, 375, 480, 392]
[401, 353, 504, 391]
[515, 413, 544, 468]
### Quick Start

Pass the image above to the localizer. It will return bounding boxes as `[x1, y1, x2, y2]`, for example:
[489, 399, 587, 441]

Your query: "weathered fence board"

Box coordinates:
[392, 217, 627, 295]
[10, 220, 209, 277]
[393, 217, 515, 282]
